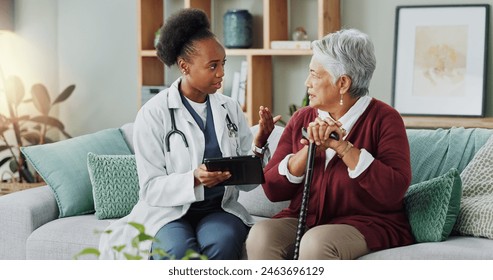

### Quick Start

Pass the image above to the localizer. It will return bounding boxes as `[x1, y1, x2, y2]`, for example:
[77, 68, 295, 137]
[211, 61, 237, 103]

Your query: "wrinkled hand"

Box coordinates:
[300, 117, 346, 152]
[254, 106, 282, 147]
[193, 164, 231, 188]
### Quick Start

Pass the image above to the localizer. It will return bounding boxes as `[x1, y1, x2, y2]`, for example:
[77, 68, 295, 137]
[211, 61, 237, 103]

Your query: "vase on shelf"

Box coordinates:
[292, 27, 308, 41]
[223, 9, 253, 49]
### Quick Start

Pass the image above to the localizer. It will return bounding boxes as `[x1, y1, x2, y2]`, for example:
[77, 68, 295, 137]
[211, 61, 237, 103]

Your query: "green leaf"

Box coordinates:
[128, 222, 146, 234]
[60, 130, 72, 139]
[182, 249, 207, 260]
[9, 158, 19, 172]
[73, 248, 100, 259]
[0, 126, 9, 135]
[30, 115, 65, 131]
[21, 131, 41, 145]
[0, 156, 13, 169]
[5, 76, 25, 108]
[0, 115, 11, 131]
[31, 83, 51, 115]
[16, 115, 30, 122]
[150, 248, 168, 259]
[137, 233, 155, 242]
[123, 253, 143, 260]
[53, 84, 75, 105]
[112, 245, 126, 253]
[0, 146, 12, 153]
[131, 236, 139, 248]
[301, 91, 309, 107]
[43, 137, 55, 144]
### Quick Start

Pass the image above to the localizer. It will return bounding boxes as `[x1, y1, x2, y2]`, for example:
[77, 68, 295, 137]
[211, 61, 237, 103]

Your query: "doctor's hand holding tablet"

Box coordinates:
[196, 106, 281, 188]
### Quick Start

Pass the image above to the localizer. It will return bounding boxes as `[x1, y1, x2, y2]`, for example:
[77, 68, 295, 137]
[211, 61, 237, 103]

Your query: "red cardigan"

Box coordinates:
[263, 99, 414, 251]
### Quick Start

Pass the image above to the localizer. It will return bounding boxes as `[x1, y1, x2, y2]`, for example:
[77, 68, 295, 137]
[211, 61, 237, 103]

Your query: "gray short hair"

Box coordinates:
[311, 29, 376, 98]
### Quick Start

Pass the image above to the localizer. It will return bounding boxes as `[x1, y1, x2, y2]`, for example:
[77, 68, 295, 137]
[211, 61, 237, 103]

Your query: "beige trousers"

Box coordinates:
[245, 218, 370, 260]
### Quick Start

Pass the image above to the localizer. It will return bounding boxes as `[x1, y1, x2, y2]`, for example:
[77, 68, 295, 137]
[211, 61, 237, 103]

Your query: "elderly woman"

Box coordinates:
[246, 29, 414, 260]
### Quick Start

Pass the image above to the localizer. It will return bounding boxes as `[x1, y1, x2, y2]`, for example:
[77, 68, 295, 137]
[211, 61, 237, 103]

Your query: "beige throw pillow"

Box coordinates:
[454, 135, 493, 239]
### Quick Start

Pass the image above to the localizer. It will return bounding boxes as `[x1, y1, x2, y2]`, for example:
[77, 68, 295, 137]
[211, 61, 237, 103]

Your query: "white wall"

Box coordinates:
[57, 0, 138, 135]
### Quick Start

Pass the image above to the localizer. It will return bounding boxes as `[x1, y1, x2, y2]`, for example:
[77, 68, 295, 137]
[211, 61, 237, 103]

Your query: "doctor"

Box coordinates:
[98, 8, 280, 260]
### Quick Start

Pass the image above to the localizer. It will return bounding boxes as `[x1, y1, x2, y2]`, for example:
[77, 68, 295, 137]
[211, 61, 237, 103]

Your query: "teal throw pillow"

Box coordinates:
[404, 168, 462, 243]
[21, 128, 132, 218]
[87, 153, 139, 219]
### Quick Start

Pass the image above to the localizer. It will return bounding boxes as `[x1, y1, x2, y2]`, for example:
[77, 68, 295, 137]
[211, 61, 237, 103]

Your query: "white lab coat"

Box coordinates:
[99, 78, 258, 259]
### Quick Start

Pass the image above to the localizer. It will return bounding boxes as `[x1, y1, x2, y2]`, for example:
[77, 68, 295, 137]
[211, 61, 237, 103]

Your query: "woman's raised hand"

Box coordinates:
[254, 106, 282, 148]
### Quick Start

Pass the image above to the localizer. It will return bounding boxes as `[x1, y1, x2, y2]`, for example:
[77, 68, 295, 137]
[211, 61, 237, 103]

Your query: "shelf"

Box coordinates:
[137, 0, 341, 125]
[226, 48, 312, 56]
[141, 48, 313, 57]
[403, 116, 493, 129]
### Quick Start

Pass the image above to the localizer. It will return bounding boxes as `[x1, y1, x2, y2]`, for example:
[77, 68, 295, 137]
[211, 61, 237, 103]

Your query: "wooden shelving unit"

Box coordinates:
[137, 0, 341, 125]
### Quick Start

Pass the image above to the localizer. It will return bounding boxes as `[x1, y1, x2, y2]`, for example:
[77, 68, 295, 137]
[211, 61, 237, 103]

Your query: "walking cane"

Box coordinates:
[293, 127, 338, 260]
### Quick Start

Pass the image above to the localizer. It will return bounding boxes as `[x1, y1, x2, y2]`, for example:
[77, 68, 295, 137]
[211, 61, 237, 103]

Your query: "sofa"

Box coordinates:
[1, 122, 493, 260]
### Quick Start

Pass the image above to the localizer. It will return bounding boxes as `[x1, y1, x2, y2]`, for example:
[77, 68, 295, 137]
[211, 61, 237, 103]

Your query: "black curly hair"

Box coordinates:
[156, 8, 216, 67]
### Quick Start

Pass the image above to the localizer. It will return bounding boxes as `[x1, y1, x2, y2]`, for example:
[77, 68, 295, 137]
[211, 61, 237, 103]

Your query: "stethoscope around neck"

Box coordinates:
[164, 102, 238, 152]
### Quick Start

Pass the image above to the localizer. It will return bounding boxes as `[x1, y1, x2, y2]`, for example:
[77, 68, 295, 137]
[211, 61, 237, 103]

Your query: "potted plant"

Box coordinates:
[0, 75, 75, 188]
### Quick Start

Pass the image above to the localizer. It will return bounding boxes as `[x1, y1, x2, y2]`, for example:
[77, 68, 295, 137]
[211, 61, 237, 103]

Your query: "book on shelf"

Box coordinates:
[230, 72, 240, 102]
[270, 40, 311, 50]
[238, 60, 248, 109]
[141, 85, 167, 105]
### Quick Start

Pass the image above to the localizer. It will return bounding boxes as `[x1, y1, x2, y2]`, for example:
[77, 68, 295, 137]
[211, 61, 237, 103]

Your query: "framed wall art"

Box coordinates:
[392, 5, 489, 117]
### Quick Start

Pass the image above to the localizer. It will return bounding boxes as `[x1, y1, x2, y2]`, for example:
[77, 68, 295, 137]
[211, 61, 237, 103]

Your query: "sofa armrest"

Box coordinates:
[0, 186, 59, 259]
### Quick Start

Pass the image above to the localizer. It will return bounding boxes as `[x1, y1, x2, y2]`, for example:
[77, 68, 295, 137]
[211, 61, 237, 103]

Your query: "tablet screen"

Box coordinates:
[203, 155, 265, 185]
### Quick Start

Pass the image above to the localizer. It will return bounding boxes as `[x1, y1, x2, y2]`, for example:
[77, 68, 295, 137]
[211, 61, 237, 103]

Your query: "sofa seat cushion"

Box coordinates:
[26, 215, 113, 260]
[359, 236, 493, 260]
[240, 125, 289, 218]
[239, 186, 289, 218]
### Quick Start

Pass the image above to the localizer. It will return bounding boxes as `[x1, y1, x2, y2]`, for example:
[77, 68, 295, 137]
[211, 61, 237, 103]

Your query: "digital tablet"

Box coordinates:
[203, 155, 265, 185]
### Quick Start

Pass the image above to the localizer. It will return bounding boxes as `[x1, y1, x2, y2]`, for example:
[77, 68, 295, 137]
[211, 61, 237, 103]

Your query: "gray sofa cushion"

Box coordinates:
[359, 236, 493, 260]
[238, 125, 289, 218]
[120, 122, 134, 153]
[238, 185, 289, 218]
[0, 186, 58, 260]
[26, 215, 113, 260]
